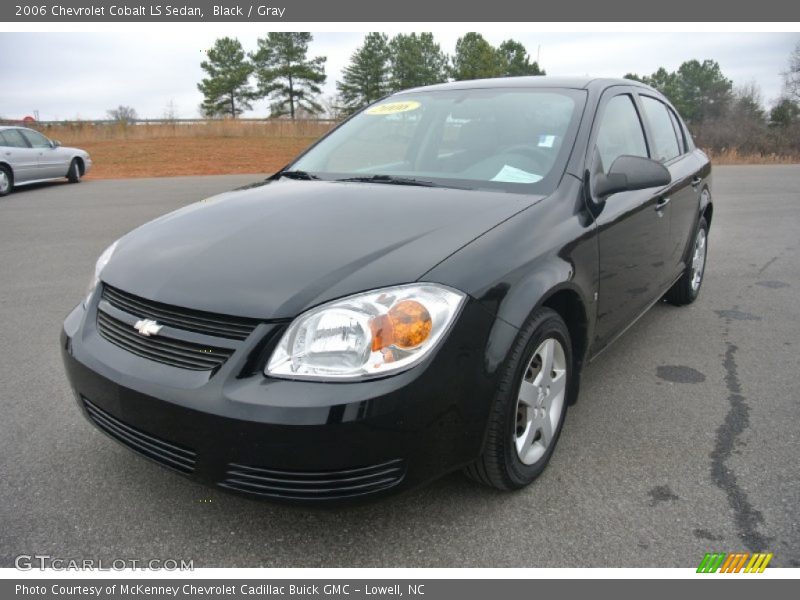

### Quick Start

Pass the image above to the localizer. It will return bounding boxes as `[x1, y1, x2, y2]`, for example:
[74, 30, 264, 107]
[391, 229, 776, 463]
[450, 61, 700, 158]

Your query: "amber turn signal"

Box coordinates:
[370, 300, 433, 352]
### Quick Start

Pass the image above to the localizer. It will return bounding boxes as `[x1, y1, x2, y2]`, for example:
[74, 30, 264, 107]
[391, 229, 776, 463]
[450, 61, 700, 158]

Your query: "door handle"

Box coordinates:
[655, 197, 670, 211]
[691, 176, 702, 188]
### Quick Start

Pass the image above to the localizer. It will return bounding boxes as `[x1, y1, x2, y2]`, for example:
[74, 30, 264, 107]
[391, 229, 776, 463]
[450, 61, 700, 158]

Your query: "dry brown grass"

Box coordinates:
[705, 148, 800, 165]
[33, 120, 336, 179]
[40, 119, 335, 142]
[19, 120, 799, 178]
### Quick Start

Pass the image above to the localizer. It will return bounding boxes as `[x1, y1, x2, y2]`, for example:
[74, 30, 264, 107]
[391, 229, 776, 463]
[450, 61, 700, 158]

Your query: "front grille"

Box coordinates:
[97, 310, 233, 371]
[82, 397, 197, 473]
[219, 459, 406, 500]
[102, 285, 259, 341]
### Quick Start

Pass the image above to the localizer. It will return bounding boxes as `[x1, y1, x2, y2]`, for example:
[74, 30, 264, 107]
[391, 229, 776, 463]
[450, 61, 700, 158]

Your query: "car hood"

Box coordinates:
[60, 146, 89, 156]
[101, 179, 540, 319]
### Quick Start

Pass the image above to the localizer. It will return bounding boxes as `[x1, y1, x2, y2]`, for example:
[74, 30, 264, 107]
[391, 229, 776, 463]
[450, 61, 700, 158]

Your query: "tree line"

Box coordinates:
[197, 32, 543, 119]
[625, 44, 800, 157]
[195, 33, 800, 158]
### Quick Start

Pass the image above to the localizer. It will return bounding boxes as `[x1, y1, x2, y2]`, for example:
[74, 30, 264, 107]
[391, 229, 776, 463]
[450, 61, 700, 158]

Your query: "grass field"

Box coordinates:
[703, 148, 800, 165]
[30, 120, 800, 179]
[40, 120, 335, 179]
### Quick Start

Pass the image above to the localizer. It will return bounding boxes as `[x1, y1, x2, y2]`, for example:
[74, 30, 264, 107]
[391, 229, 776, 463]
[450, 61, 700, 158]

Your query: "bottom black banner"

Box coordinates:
[3, 579, 793, 600]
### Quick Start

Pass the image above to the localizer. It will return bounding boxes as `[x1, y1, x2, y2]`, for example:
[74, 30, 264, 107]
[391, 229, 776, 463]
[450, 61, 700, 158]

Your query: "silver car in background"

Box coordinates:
[0, 126, 92, 196]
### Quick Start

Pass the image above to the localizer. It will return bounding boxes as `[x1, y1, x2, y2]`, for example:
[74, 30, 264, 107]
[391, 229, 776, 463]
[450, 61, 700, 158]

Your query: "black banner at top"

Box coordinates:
[2, 0, 800, 22]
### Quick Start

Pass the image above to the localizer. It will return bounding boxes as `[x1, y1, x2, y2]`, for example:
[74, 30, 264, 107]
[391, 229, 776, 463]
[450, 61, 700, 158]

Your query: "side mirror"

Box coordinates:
[593, 155, 671, 198]
[51, 140, 62, 148]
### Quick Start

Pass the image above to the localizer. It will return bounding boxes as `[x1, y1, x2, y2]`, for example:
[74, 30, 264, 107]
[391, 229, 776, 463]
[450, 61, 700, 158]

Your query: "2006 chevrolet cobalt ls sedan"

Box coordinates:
[62, 77, 712, 502]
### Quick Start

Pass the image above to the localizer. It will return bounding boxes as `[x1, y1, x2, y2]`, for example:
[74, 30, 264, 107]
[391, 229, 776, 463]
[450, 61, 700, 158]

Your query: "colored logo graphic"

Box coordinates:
[697, 552, 773, 573]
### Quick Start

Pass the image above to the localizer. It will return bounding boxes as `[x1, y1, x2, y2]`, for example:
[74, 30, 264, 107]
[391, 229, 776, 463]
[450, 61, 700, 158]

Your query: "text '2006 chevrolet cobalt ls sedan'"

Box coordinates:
[62, 77, 712, 502]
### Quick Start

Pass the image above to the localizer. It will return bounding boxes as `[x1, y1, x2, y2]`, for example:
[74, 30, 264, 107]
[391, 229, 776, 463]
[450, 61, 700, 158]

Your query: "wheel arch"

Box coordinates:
[490, 279, 591, 406]
[0, 161, 13, 192]
[71, 155, 86, 175]
[702, 198, 713, 230]
[539, 287, 589, 368]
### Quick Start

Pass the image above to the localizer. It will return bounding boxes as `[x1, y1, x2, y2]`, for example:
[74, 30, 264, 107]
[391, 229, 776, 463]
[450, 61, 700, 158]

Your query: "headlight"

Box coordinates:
[266, 283, 466, 380]
[86, 240, 118, 302]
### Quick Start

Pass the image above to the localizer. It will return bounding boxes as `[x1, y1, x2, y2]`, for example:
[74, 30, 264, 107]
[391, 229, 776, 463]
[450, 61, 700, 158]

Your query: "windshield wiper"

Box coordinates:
[336, 174, 439, 187]
[277, 170, 320, 181]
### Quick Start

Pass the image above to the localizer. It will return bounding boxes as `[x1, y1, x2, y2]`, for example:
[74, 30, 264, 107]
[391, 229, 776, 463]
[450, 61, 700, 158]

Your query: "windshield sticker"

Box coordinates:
[491, 165, 543, 184]
[365, 101, 422, 115]
[538, 134, 556, 148]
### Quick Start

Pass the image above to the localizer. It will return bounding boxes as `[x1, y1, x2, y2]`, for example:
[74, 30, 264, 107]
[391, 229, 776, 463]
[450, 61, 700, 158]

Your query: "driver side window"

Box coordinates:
[595, 94, 648, 173]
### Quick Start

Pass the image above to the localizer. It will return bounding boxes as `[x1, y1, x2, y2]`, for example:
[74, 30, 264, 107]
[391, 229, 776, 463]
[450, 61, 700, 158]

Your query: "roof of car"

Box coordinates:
[399, 76, 655, 94]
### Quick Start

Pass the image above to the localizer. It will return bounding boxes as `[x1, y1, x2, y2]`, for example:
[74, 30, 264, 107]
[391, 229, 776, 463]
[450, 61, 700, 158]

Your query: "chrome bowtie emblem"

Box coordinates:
[133, 319, 163, 337]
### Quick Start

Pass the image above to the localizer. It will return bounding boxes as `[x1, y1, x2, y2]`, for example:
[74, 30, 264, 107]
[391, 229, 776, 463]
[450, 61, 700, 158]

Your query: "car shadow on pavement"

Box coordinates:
[3, 180, 70, 196]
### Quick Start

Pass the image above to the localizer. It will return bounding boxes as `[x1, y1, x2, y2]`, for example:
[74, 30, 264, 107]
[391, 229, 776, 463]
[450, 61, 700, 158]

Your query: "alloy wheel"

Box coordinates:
[691, 228, 707, 291]
[514, 337, 567, 465]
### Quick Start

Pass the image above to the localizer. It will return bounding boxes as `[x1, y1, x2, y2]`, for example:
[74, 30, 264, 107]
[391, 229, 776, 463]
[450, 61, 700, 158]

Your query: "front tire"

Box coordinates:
[665, 216, 708, 306]
[67, 159, 82, 183]
[0, 165, 12, 196]
[464, 308, 572, 490]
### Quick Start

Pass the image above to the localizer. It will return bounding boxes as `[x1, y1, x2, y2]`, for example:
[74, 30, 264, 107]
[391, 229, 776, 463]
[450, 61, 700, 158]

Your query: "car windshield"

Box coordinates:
[289, 87, 586, 194]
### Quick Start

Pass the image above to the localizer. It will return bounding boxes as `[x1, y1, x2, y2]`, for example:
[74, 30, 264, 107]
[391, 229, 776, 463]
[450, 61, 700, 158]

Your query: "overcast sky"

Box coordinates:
[1, 31, 797, 120]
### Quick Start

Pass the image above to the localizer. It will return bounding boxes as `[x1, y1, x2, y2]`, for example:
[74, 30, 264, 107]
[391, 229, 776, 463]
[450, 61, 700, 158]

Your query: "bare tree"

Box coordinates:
[107, 105, 138, 124]
[320, 94, 347, 120]
[783, 40, 800, 102]
[162, 99, 179, 122]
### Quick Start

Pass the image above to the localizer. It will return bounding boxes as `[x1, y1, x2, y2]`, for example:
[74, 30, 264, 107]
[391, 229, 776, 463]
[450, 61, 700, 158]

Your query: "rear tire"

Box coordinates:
[67, 159, 82, 183]
[464, 308, 572, 490]
[665, 216, 708, 306]
[0, 165, 12, 196]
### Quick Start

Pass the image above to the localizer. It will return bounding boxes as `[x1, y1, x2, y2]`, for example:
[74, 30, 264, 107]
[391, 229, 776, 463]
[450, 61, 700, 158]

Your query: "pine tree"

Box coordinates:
[498, 40, 545, 77]
[197, 37, 257, 118]
[769, 97, 800, 128]
[337, 32, 392, 113]
[451, 33, 506, 81]
[388, 33, 448, 91]
[251, 32, 327, 119]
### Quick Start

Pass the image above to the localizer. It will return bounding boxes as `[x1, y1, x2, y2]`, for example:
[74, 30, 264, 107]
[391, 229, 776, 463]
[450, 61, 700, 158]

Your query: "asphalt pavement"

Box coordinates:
[1, 166, 798, 567]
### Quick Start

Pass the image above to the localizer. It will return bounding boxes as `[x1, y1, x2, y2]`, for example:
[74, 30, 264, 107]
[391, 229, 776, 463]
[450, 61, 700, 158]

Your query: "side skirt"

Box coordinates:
[587, 272, 683, 364]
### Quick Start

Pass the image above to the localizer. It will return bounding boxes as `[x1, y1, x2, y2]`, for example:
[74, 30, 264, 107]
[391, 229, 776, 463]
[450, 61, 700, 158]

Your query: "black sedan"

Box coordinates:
[61, 77, 712, 502]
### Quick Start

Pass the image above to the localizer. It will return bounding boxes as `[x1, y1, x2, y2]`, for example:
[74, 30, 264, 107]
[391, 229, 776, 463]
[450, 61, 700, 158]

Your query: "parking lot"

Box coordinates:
[1, 165, 798, 567]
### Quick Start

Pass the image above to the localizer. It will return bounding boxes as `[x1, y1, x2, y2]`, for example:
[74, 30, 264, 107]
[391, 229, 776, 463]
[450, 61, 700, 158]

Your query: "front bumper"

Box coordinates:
[61, 290, 505, 503]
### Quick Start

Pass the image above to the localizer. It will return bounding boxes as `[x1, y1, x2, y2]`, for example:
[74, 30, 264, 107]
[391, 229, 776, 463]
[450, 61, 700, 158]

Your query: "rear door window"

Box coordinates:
[667, 107, 687, 154]
[640, 96, 681, 162]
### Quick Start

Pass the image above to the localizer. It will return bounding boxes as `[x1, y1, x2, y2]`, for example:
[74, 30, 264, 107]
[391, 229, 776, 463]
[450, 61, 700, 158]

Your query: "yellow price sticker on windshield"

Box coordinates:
[365, 101, 421, 115]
